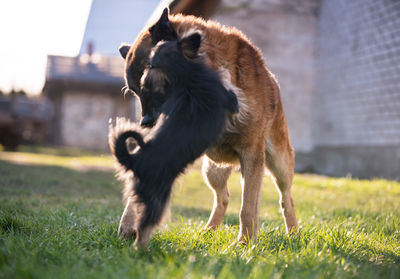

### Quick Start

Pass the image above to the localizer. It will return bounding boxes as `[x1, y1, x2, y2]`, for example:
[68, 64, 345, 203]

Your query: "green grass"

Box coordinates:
[0, 146, 399, 278]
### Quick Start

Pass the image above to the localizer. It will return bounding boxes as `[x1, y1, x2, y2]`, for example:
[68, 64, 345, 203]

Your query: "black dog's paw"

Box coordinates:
[118, 224, 137, 240]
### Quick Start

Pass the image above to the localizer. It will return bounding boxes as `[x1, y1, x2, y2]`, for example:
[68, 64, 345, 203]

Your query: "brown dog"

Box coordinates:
[118, 9, 298, 244]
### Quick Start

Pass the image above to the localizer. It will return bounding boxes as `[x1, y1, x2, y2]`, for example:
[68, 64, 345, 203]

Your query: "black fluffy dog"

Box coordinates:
[109, 32, 238, 247]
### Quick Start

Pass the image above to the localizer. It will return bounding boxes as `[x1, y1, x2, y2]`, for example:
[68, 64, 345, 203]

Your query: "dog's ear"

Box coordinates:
[178, 32, 202, 60]
[149, 8, 177, 44]
[119, 43, 130, 59]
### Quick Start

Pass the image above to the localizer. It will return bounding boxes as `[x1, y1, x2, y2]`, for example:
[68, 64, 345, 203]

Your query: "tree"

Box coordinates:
[9, 89, 27, 96]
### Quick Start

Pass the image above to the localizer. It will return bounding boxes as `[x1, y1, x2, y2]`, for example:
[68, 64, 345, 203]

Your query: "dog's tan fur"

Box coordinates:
[121, 14, 298, 244]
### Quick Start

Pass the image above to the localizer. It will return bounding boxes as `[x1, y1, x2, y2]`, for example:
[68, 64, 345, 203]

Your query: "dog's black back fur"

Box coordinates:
[110, 32, 238, 236]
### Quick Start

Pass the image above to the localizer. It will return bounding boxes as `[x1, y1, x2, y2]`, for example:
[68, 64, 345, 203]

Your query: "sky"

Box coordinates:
[0, 0, 93, 95]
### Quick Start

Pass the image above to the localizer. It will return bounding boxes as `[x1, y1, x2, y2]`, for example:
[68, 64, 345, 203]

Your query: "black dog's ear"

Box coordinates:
[149, 8, 177, 44]
[178, 32, 202, 60]
[119, 43, 130, 59]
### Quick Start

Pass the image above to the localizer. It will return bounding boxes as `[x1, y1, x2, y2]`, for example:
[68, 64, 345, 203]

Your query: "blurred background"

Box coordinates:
[0, 0, 399, 180]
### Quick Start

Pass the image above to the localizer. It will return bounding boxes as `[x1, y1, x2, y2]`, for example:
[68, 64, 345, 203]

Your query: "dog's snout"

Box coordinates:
[140, 115, 155, 127]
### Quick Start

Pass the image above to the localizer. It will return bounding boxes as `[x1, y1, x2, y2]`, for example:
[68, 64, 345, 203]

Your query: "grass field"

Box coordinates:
[0, 146, 399, 278]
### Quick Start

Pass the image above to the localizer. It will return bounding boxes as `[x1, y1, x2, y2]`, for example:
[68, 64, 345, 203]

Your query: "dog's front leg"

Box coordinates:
[202, 157, 232, 230]
[238, 146, 265, 243]
[134, 225, 156, 249]
[118, 196, 137, 239]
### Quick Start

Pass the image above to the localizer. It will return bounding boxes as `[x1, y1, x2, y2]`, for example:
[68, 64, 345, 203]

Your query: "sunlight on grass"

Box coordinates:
[0, 147, 399, 278]
[0, 146, 113, 170]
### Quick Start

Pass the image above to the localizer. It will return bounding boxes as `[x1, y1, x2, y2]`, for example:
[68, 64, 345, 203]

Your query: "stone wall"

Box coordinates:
[59, 91, 137, 150]
[313, 0, 400, 179]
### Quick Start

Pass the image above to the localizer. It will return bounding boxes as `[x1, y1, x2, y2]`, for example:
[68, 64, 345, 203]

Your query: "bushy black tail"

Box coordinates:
[108, 118, 145, 171]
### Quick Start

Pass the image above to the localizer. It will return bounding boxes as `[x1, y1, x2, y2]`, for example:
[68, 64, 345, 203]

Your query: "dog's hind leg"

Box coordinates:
[202, 157, 232, 230]
[265, 122, 298, 233]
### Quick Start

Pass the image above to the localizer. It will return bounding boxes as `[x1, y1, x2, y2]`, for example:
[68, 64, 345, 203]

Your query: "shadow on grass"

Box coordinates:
[172, 205, 240, 226]
[171, 206, 282, 228]
[0, 160, 119, 199]
[0, 211, 27, 234]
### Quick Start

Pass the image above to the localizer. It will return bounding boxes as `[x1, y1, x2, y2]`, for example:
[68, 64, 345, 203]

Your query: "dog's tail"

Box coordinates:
[113, 130, 144, 170]
[108, 118, 145, 171]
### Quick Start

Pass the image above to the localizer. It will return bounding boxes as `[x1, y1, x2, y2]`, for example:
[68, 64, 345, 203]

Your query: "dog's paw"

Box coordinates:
[118, 223, 137, 240]
[203, 221, 221, 231]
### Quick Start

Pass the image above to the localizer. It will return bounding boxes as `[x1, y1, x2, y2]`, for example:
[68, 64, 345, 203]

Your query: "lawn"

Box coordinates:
[0, 146, 399, 278]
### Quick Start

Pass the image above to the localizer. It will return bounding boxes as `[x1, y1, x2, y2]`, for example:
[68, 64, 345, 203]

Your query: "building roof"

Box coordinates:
[46, 55, 124, 85]
[45, 0, 172, 85]
[79, 0, 161, 56]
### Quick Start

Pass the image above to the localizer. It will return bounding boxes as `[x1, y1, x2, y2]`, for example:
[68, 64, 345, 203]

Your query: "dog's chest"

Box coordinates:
[205, 132, 240, 164]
